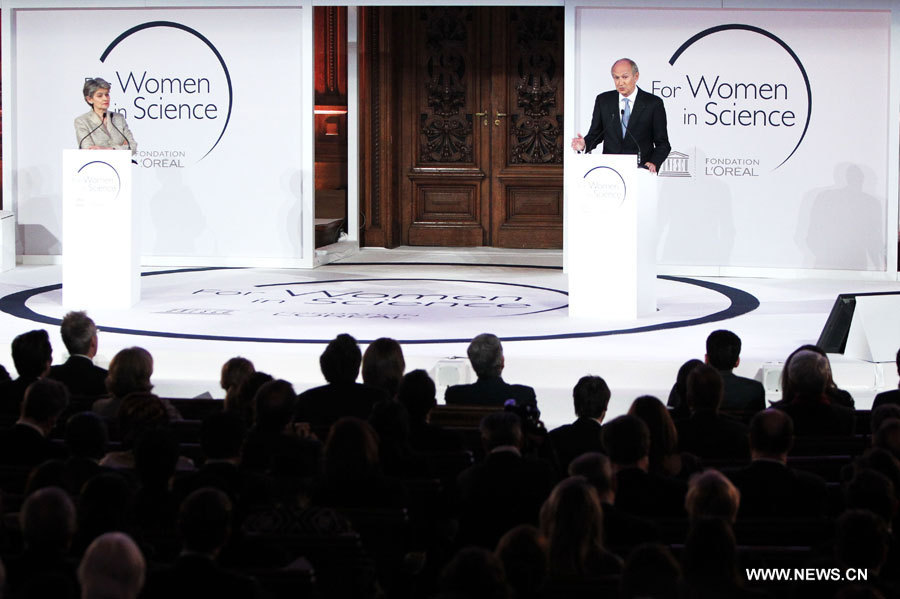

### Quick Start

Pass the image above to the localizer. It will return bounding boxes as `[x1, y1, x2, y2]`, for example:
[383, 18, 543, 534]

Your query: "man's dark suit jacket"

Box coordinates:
[456, 449, 555, 549]
[582, 88, 671, 171]
[143, 554, 260, 599]
[719, 370, 766, 414]
[676, 411, 750, 460]
[728, 459, 827, 519]
[293, 382, 387, 428]
[0, 422, 69, 468]
[48, 355, 108, 398]
[0, 376, 39, 421]
[444, 376, 537, 408]
[777, 399, 854, 436]
[549, 416, 604, 472]
[873, 388, 900, 410]
[613, 467, 687, 520]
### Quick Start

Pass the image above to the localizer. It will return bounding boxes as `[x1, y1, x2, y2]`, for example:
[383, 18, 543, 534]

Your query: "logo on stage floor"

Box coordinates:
[582, 166, 627, 210]
[99, 21, 233, 166]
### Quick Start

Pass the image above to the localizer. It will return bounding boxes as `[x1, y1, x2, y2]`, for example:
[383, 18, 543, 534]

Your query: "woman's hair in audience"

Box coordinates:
[573, 375, 611, 419]
[439, 546, 510, 599]
[325, 417, 381, 481]
[686, 365, 723, 413]
[682, 517, 740, 589]
[78, 532, 146, 599]
[620, 543, 681, 599]
[494, 525, 547, 599]
[601, 415, 650, 466]
[685, 469, 741, 523]
[227, 370, 273, 426]
[252, 379, 296, 432]
[106, 347, 153, 399]
[117, 392, 169, 449]
[539, 476, 606, 579]
[220, 356, 254, 400]
[672, 359, 704, 410]
[397, 369, 437, 422]
[362, 337, 405, 398]
[629, 395, 678, 474]
[320, 333, 363, 384]
[568, 452, 614, 500]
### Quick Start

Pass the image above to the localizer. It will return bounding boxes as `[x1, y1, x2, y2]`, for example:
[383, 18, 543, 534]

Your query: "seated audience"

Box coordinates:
[539, 476, 622, 582]
[48, 311, 108, 399]
[92, 347, 183, 423]
[666, 358, 703, 421]
[682, 517, 759, 599]
[242, 379, 320, 475]
[228, 371, 273, 428]
[0, 329, 53, 419]
[704, 329, 765, 415]
[437, 547, 510, 599]
[729, 409, 827, 519]
[142, 488, 260, 599]
[777, 349, 854, 436]
[549, 375, 609, 473]
[100, 392, 191, 470]
[568, 452, 659, 553]
[871, 404, 900, 437]
[313, 416, 407, 509]
[72, 472, 136, 558]
[0, 378, 70, 468]
[62, 412, 108, 495]
[685, 469, 740, 524]
[456, 411, 554, 549]
[619, 543, 682, 599]
[601, 414, 687, 519]
[445, 333, 537, 408]
[77, 532, 145, 599]
[494, 525, 547, 599]
[293, 334, 387, 429]
[6, 487, 79, 598]
[397, 369, 462, 452]
[133, 428, 182, 534]
[220, 357, 255, 411]
[369, 398, 429, 478]
[362, 337, 406, 399]
[873, 418, 900, 461]
[780, 344, 856, 409]
[675, 365, 750, 460]
[629, 394, 700, 480]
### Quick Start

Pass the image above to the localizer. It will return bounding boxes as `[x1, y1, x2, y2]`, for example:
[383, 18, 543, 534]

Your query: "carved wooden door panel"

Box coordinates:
[397, 7, 563, 248]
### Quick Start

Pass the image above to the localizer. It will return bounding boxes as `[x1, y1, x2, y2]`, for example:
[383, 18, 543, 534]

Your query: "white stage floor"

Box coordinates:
[1, 248, 898, 429]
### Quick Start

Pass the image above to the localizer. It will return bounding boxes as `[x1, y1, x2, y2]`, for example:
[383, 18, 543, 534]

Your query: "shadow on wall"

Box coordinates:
[17, 224, 59, 256]
[149, 169, 206, 255]
[796, 163, 884, 271]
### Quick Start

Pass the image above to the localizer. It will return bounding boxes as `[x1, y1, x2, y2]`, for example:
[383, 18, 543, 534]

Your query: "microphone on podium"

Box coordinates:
[621, 109, 643, 168]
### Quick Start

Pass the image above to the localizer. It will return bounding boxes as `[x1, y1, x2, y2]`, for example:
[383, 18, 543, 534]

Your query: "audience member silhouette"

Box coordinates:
[568, 452, 659, 554]
[629, 394, 700, 480]
[445, 333, 537, 407]
[369, 398, 429, 478]
[667, 358, 704, 420]
[494, 525, 547, 599]
[397, 369, 463, 452]
[133, 427, 182, 535]
[539, 476, 623, 582]
[681, 517, 758, 599]
[437, 546, 510, 599]
[729, 409, 827, 519]
[675, 365, 750, 459]
[92, 347, 154, 420]
[142, 488, 261, 599]
[72, 472, 136, 558]
[685, 469, 740, 524]
[0, 329, 53, 420]
[601, 414, 687, 519]
[49, 311, 108, 399]
[619, 543, 681, 599]
[456, 411, 554, 549]
[77, 532, 145, 599]
[778, 349, 855, 436]
[220, 357, 255, 412]
[293, 334, 387, 429]
[228, 371, 273, 428]
[780, 344, 856, 409]
[100, 392, 191, 470]
[0, 378, 70, 468]
[873, 418, 900, 461]
[705, 329, 765, 416]
[362, 337, 406, 399]
[6, 487, 79, 598]
[548, 375, 609, 473]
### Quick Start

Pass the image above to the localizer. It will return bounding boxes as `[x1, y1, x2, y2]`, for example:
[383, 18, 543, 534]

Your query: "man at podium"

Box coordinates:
[571, 58, 670, 173]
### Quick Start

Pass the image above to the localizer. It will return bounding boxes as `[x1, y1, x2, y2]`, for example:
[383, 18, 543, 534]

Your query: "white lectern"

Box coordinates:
[62, 150, 139, 309]
[566, 153, 657, 319]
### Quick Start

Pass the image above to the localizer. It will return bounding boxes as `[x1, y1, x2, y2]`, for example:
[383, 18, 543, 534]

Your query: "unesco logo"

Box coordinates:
[582, 166, 627, 210]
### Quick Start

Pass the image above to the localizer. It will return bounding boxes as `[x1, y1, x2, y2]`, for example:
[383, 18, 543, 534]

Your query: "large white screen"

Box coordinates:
[15, 7, 305, 262]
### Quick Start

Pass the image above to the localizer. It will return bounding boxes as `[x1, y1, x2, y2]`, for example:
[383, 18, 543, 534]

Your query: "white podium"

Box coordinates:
[566, 152, 658, 319]
[62, 150, 140, 309]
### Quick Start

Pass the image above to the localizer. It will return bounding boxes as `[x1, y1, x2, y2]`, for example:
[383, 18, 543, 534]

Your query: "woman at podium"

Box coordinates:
[74, 77, 138, 154]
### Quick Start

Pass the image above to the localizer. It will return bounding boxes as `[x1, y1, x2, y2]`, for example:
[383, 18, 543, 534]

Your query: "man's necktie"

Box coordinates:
[622, 98, 630, 138]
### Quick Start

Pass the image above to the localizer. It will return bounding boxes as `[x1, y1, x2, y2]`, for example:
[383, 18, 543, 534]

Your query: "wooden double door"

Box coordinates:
[361, 7, 564, 248]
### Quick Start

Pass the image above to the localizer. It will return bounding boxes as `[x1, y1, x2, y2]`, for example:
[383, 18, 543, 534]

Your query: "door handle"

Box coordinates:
[495, 112, 508, 118]
[494, 111, 507, 126]
[475, 110, 488, 126]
